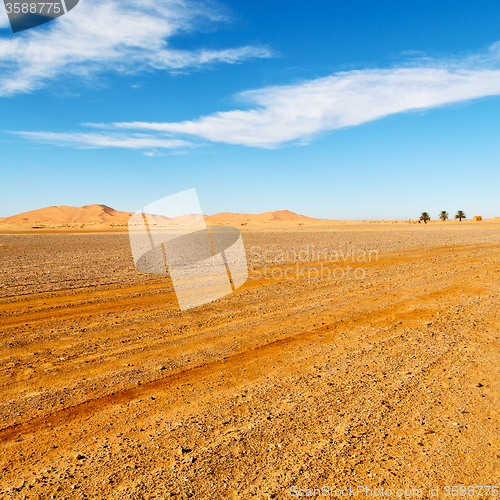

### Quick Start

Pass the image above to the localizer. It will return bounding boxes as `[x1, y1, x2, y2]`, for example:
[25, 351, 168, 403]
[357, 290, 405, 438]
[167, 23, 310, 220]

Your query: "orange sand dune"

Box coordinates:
[0, 204, 135, 225]
[0, 206, 329, 226]
[206, 209, 326, 223]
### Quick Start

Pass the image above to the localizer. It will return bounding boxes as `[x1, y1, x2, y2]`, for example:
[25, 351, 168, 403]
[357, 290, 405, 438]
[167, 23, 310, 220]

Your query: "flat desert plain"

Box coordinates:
[1, 221, 500, 499]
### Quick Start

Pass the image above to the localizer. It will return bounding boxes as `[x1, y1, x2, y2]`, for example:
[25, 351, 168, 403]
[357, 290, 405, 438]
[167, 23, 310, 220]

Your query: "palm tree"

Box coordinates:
[420, 212, 431, 224]
[439, 210, 449, 221]
[455, 210, 466, 222]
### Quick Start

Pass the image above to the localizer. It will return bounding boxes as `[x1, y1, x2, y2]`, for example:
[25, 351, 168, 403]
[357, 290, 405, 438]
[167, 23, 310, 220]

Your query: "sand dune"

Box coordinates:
[206, 209, 325, 223]
[0, 205, 327, 226]
[0, 204, 134, 225]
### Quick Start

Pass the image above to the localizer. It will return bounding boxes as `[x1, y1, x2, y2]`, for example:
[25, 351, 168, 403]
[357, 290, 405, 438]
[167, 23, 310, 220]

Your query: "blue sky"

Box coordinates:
[1, 0, 500, 219]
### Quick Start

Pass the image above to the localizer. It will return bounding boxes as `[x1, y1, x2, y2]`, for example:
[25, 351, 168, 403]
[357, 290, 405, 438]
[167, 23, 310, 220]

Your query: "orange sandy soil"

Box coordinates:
[0, 223, 500, 499]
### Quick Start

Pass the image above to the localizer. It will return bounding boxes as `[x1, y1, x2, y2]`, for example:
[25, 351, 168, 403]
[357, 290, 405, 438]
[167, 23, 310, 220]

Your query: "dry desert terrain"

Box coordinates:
[1, 220, 500, 499]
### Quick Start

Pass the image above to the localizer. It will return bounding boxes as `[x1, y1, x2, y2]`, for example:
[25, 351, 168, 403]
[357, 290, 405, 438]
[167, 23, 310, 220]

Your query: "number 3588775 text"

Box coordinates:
[5, 3, 62, 14]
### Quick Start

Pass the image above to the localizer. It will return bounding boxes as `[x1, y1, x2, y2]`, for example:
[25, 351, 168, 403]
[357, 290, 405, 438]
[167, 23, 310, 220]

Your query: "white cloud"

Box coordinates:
[0, 0, 272, 96]
[143, 150, 166, 157]
[11, 131, 191, 149]
[11, 42, 500, 150]
[105, 43, 500, 147]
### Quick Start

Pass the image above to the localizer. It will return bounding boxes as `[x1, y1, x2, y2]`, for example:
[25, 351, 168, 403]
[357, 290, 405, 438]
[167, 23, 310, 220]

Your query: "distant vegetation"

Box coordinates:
[418, 210, 468, 223]
[439, 210, 449, 221]
[420, 212, 431, 224]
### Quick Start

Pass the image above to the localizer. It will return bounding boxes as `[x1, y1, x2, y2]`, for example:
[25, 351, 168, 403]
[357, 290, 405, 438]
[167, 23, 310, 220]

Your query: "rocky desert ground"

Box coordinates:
[1, 221, 499, 499]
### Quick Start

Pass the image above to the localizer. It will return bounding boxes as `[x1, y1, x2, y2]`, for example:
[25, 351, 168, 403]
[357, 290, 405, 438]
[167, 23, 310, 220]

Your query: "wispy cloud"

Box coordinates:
[143, 150, 166, 157]
[104, 43, 500, 147]
[0, 0, 272, 96]
[11, 131, 191, 149]
[11, 42, 500, 150]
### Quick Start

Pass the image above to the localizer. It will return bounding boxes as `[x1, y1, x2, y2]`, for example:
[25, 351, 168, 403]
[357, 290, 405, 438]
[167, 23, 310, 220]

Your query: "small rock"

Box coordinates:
[184, 457, 196, 464]
[476, 383, 484, 388]
[177, 445, 190, 456]
[10, 481, 25, 493]
[159, 365, 166, 371]
[396, 321, 402, 325]
[76, 454, 86, 460]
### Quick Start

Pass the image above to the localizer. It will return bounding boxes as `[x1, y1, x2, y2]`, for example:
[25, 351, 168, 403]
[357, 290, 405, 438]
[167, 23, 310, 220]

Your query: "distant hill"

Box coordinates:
[206, 210, 325, 223]
[0, 206, 328, 225]
[0, 204, 134, 225]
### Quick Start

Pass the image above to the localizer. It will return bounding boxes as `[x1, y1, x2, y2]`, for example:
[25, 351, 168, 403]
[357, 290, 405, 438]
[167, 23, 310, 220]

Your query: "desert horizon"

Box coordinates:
[0, 204, 496, 231]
